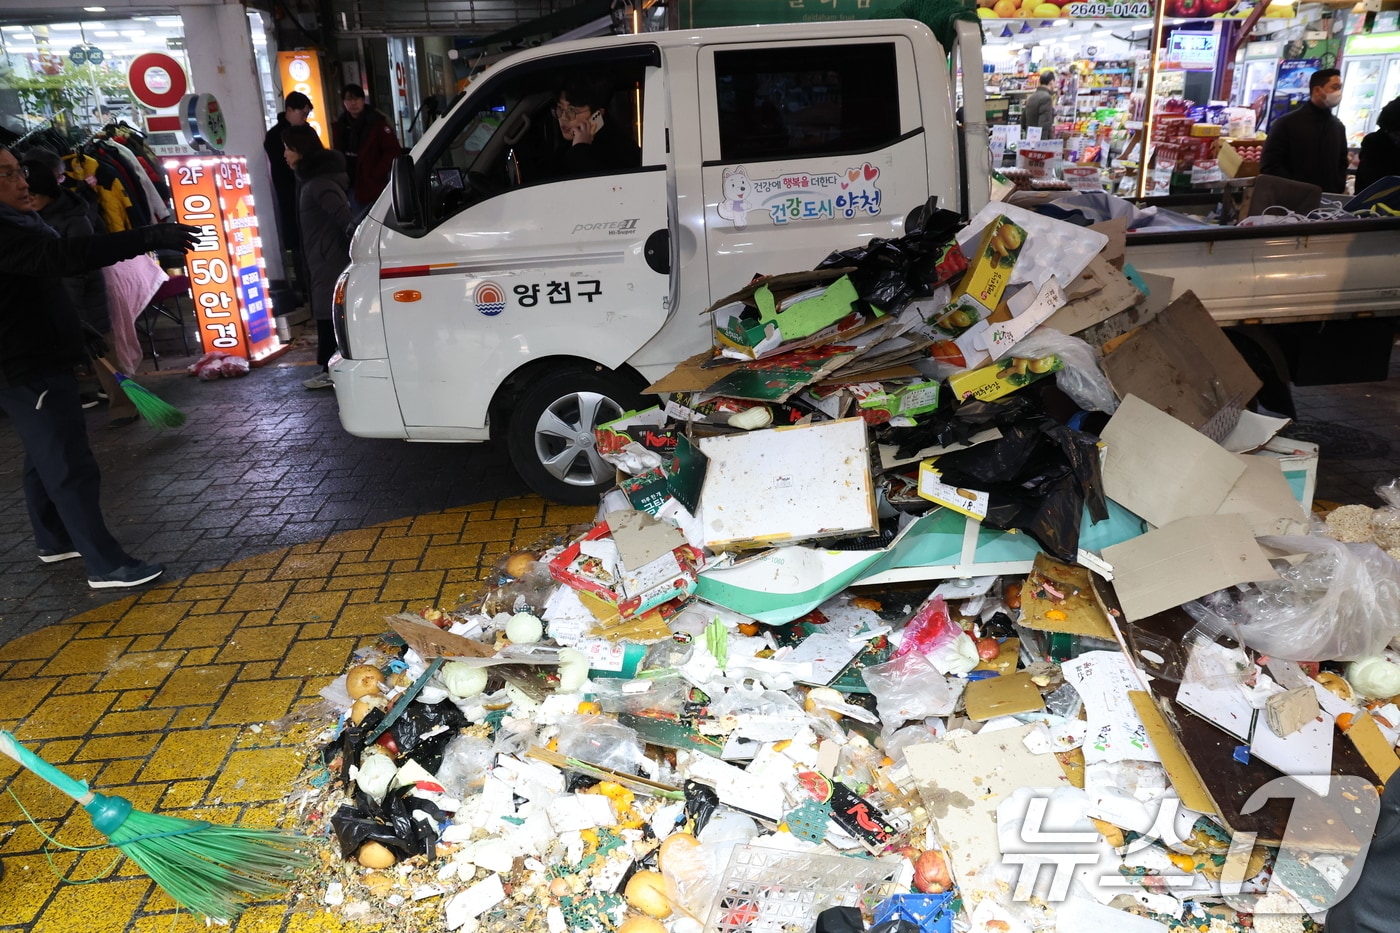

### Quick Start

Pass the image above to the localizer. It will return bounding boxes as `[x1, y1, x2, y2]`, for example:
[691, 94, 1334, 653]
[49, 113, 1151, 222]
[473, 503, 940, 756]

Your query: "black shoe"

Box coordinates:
[108, 415, 139, 428]
[80, 393, 101, 409]
[88, 561, 164, 590]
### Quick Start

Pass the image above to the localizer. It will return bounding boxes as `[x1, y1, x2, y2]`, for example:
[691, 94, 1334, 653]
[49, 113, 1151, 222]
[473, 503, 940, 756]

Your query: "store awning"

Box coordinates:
[459, 0, 617, 53]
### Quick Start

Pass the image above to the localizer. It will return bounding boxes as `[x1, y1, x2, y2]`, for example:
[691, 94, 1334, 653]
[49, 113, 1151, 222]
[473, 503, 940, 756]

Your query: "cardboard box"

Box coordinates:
[1215, 138, 1261, 179]
[710, 270, 862, 360]
[946, 351, 1063, 403]
[933, 214, 1027, 336]
[1101, 291, 1262, 441]
[549, 521, 702, 620]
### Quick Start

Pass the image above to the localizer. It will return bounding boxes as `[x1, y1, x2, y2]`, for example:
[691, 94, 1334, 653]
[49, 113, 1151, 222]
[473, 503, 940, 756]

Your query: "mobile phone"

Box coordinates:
[589, 111, 604, 133]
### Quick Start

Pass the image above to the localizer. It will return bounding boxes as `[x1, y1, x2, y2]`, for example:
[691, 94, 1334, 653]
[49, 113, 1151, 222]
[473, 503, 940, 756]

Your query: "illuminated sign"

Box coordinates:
[165, 156, 281, 362]
[1168, 33, 1218, 65]
[277, 51, 332, 148]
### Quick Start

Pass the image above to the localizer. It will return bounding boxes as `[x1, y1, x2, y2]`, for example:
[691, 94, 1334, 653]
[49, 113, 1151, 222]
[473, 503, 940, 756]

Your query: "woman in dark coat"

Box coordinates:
[282, 124, 353, 390]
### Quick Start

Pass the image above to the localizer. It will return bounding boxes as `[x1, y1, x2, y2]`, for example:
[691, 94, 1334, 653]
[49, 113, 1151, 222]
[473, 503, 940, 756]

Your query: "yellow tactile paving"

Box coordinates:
[0, 495, 595, 933]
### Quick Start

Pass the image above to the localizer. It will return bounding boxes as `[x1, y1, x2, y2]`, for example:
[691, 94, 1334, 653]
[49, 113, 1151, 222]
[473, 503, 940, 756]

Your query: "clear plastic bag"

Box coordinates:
[433, 733, 496, 799]
[861, 652, 961, 723]
[1372, 478, 1400, 550]
[1003, 327, 1118, 415]
[1230, 535, 1400, 662]
[554, 713, 647, 774]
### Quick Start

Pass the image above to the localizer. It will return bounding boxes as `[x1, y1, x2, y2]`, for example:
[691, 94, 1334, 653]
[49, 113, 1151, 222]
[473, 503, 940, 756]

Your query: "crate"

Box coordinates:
[706, 844, 907, 933]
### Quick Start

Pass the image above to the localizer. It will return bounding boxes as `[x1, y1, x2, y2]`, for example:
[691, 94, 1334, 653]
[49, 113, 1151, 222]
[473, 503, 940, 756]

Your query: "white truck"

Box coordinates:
[329, 19, 1400, 503]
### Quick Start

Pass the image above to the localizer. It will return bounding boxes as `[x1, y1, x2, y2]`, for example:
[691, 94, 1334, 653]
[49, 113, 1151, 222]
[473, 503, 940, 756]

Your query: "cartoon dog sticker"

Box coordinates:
[716, 165, 753, 230]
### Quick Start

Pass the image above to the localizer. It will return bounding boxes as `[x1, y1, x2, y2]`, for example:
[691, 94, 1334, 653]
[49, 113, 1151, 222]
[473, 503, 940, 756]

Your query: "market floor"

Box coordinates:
[0, 321, 1396, 932]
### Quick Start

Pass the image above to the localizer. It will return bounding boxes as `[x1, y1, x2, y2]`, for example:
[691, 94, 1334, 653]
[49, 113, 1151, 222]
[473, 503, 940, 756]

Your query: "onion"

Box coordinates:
[506, 612, 544, 644]
[557, 648, 589, 693]
[345, 665, 386, 700]
[439, 661, 490, 699]
[1347, 656, 1400, 699]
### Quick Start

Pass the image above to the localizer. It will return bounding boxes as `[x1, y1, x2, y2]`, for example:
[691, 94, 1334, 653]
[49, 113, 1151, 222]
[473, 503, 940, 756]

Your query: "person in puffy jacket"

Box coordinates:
[283, 124, 352, 389]
[0, 144, 200, 589]
[331, 83, 402, 210]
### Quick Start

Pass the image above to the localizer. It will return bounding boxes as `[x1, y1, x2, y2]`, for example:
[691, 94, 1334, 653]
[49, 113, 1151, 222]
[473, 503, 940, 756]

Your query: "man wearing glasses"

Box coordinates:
[0, 146, 201, 589]
[553, 75, 639, 175]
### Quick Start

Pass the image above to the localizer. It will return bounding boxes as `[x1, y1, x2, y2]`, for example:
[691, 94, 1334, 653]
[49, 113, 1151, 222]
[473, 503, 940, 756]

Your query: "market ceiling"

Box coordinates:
[0, 1, 175, 28]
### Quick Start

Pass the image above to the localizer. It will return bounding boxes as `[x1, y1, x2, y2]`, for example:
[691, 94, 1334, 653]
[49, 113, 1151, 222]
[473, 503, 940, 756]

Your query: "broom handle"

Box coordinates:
[96, 357, 123, 380]
[0, 731, 96, 804]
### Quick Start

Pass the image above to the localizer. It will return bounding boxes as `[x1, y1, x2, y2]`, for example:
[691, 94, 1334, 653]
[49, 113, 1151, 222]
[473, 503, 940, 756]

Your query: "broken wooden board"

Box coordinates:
[388, 612, 495, 658]
[1111, 599, 1379, 848]
[1344, 712, 1400, 782]
[1019, 553, 1116, 641]
[904, 724, 1070, 890]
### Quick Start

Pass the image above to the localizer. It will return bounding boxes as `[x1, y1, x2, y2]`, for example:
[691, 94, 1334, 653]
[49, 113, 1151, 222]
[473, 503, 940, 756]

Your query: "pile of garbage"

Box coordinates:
[290, 202, 1400, 933]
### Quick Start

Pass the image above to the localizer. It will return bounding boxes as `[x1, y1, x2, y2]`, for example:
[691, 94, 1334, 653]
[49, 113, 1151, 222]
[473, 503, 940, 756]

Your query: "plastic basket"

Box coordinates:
[872, 892, 957, 933]
[706, 844, 906, 933]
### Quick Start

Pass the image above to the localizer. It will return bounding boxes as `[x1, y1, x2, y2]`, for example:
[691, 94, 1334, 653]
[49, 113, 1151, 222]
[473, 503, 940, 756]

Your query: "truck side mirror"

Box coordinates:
[389, 154, 423, 232]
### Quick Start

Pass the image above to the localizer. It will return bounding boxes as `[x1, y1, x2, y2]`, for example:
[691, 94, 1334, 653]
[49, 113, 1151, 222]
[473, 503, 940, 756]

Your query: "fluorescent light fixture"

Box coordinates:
[84, 6, 106, 11]
[120, 29, 145, 37]
[94, 30, 121, 37]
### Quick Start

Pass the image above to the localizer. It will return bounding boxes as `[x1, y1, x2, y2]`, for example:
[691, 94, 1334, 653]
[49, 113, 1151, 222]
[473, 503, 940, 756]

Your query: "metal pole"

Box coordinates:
[1136, 0, 1170, 198]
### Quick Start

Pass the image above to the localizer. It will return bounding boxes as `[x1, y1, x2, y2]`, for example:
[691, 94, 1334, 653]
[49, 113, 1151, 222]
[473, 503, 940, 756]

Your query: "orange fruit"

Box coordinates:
[993, 0, 1017, 16]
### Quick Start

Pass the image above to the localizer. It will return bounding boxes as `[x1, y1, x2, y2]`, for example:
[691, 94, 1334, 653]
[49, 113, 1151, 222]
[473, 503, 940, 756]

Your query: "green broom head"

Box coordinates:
[83, 790, 315, 921]
[112, 370, 187, 428]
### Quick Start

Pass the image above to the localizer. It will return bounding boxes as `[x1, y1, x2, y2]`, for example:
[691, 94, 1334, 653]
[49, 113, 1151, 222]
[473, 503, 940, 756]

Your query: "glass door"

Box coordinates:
[1340, 56, 1383, 146]
[1375, 55, 1400, 133]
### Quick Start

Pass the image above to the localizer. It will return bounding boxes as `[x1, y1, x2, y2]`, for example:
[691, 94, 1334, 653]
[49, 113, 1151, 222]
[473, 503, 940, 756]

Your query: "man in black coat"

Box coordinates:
[264, 91, 313, 301]
[0, 145, 200, 589]
[1260, 68, 1348, 193]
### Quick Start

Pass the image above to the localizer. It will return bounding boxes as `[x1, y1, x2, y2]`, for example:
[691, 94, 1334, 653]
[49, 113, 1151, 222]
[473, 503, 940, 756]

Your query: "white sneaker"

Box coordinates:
[302, 371, 334, 390]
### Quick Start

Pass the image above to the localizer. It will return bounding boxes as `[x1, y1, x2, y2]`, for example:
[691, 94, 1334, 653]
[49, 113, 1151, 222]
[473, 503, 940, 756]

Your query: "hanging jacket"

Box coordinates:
[67, 151, 131, 233]
[295, 148, 353, 321]
[93, 143, 150, 227]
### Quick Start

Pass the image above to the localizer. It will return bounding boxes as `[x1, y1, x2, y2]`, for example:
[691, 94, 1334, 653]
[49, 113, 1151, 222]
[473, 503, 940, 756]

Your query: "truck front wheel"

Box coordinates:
[507, 366, 647, 505]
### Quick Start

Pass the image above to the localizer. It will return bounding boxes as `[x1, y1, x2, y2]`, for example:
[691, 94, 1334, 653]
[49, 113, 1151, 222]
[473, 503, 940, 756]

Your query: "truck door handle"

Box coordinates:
[644, 229, 670, 275]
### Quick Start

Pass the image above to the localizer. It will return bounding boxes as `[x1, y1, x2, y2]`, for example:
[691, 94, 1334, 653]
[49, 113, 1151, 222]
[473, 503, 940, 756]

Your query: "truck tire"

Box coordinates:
[507, 365, 647, 505]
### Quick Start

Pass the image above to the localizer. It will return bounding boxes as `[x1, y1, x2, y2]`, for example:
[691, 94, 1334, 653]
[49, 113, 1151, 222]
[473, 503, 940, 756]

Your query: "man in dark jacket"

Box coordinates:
[1260, 68, 1348, 193]
[331, 83, 403, 210]
[1356, 95, 1400, 193]
[0, 145, 200, 589]
[554, 74, 641, 175]
[1020, 70, 1056, 137]
[263, 91, 313, 298]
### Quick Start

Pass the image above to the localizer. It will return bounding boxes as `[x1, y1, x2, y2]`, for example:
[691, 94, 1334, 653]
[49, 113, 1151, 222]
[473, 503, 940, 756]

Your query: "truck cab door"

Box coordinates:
[696, 33, 957, 305]
[375, 45, 671, 437]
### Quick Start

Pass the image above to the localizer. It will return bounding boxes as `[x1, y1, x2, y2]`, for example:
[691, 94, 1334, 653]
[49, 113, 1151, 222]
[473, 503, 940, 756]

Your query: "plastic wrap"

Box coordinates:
[432, 733, 496, 799]
[861, 652, 961, 722]
[554, 713, 647, 774]
[1002, 328, 1118, 415]
[1230, 535, 1400, 662]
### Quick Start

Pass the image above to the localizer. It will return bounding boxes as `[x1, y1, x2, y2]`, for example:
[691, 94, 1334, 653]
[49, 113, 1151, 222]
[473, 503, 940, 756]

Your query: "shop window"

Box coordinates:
[714, 43, 901, 162]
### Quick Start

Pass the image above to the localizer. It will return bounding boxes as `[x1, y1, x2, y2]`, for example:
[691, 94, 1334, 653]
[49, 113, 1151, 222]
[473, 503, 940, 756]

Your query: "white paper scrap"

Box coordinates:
[1061, 651, 1160, 764]
[444, 873, 505, 930]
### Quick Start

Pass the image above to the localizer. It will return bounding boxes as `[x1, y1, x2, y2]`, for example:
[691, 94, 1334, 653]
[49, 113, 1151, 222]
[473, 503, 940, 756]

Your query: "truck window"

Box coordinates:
[713, 43, 901, 162]
[420, 61, 648, 229]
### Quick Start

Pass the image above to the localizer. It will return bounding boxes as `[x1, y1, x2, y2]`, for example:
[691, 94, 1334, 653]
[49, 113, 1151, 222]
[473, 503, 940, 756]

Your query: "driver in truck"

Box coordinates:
[552, 74, 640, 175]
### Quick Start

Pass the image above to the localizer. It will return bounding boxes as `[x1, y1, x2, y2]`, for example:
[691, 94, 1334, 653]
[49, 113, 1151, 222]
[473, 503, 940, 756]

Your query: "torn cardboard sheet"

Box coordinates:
[1019, 554, 1116, 641]
[1100, 291, 1262, 439]
[697, 417, 875, 550]
[1221, 410, 1291, 454]
[1215, 454, 1310, 538]
[1101, 513, 1277, 622]
[964, 672, 1046, 720]
[1101, 394, 1248, 529]
[1041, 256, 1143, 337]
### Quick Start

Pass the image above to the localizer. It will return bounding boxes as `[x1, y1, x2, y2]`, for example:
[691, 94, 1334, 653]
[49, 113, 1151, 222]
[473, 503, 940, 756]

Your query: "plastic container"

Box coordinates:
[706, 844, 906, 933]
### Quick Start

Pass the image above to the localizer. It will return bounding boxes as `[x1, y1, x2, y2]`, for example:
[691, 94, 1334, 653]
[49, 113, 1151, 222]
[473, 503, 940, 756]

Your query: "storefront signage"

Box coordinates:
[180, 93, 228, 152]
[1167, 33, 1218, 65]
[277, 51, 331, 148]
[1346, 31, 1400, 56]
[165, 156, 281, 363]
[128, 52, 188, 110]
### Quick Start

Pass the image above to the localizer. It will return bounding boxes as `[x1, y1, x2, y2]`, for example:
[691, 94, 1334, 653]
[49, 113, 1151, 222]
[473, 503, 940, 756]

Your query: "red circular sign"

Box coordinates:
[127, 53, 188, 109]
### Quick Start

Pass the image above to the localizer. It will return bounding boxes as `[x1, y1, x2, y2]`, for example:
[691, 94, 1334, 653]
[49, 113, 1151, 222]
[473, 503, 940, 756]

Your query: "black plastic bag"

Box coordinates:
[684, 780, 721, 836]
[329, 785, 448, 861]
[385, 700, 470, 774]
[813, 906, 865, 933]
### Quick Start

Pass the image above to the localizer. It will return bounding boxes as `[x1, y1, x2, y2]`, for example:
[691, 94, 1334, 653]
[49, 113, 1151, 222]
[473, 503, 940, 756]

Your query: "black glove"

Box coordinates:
[81, 322, 109, 360]
[142, 223, 203, 253]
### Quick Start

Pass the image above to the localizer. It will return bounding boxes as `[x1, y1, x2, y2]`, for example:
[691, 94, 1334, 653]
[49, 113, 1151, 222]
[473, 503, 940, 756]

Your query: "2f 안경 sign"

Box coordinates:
[165, 156, 281, 362]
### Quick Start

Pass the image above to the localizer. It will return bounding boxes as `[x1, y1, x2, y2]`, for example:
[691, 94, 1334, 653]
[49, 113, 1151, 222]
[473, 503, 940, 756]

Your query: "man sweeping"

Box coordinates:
[0, 144, 200, 589]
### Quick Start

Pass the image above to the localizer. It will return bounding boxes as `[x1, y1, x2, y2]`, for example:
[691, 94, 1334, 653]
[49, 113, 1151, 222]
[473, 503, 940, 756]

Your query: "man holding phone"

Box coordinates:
[554, 75, 640, 175]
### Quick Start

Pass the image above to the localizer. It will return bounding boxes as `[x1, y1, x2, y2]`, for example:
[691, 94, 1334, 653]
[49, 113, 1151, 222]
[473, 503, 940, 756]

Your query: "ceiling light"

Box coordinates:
[94, 30, 121, 37]
[121, 29, 145, 37]
[84, 5, 106, 11]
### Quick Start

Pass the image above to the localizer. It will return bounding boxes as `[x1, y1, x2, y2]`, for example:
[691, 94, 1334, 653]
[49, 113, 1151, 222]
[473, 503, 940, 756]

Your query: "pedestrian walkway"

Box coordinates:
[0, 330, 1397, 933]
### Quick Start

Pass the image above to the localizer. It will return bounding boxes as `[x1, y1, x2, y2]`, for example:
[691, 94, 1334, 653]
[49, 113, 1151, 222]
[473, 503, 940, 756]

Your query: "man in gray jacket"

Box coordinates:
[1021, 70, 1056, 136]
